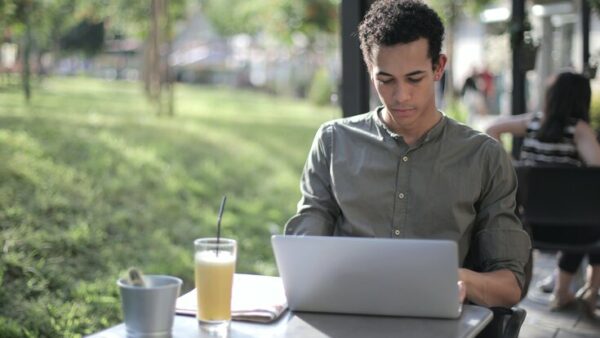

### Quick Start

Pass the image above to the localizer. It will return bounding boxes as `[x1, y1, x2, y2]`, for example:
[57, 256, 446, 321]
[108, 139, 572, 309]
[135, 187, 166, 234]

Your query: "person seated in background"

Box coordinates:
[285, 0, 530, 308]
[486, 71, 600, 317]
[461, 66, 487, 126]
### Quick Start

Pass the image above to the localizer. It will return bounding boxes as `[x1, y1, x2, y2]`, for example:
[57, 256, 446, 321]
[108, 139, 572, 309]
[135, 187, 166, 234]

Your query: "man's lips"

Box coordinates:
[390, 107, 416, 114]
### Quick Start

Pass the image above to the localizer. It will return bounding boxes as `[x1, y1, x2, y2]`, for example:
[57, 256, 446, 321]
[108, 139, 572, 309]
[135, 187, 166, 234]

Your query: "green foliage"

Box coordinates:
[444, 100, 468, 124]
[77, 0, 188, 39]
[429, 0, 498, 24]
[0, 0, 188, 52]
[200, 0, 262, 36]
[0, 0, 29, 26]
[0, 0, 79, 51]
[0, 77, 337, 336]
[60, 19, 105, 56]
[201, 0, 339, 45]
[308, 67, 334, 106]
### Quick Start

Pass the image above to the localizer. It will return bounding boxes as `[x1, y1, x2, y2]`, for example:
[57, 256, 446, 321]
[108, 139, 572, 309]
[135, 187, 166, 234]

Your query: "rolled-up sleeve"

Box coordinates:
[284, 124, 340, 236]
[472, 140, 531, 290]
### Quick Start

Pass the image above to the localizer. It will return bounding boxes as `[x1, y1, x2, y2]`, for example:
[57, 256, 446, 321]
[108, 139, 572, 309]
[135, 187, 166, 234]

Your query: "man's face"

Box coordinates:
[370, 38, 446, 135]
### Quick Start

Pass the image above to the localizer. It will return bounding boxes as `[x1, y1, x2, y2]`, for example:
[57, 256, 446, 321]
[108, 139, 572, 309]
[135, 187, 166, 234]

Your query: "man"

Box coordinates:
[285, 0, 530, 308]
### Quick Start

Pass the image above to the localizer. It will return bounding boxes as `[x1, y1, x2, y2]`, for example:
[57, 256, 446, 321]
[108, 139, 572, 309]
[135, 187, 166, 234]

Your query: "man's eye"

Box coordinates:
[377, 78, 393, 84]
[407, 77, 424, 83]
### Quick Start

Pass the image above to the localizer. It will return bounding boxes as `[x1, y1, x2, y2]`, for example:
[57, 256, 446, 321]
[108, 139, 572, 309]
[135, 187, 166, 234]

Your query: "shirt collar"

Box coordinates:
[374, 106, 447, 146]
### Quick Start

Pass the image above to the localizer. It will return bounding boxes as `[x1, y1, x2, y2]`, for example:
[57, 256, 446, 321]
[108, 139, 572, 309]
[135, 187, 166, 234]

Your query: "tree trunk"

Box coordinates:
[145, 0, 163, 115]
[142, 39, 151, 98]
[22, 8, 32, 103]
[164, 0, 174, 116]
[143, 0, 175, 115]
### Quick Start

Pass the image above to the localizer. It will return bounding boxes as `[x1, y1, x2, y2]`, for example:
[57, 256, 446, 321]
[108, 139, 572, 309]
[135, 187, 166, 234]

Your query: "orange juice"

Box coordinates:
[195, 250, 236, 322]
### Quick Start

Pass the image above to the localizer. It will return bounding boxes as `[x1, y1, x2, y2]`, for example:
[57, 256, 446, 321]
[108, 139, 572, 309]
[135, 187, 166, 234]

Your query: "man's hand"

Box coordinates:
[458, 280, 467, 303]
[458, 268, 521, 307]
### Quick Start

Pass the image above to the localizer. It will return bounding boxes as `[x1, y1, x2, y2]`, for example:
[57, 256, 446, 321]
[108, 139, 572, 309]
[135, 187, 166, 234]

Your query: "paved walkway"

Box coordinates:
[518, 250, 600, 337]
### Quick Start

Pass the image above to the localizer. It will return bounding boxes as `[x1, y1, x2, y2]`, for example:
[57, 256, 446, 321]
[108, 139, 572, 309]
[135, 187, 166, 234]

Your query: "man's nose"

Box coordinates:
[393, 83, 411, 103]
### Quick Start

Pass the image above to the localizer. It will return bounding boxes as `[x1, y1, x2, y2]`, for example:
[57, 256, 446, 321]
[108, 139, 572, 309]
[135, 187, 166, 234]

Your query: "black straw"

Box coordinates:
[216, 195, 227, 256]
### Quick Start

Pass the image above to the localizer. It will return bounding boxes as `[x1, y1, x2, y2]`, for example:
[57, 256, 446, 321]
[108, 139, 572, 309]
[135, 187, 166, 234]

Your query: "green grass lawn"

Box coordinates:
[0, 77, 337, 337]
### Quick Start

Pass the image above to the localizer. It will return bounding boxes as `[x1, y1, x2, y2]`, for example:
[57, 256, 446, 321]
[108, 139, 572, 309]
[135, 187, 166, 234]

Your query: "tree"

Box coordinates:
[0, 0, 88, 101]
[145, 0, 172, 116]
[201, 0, 339, 48]
[74, 0, 188, 115]
[141, 0, 187, 116]
[1, 0, 34, 101]
[1, 0, 188, 112]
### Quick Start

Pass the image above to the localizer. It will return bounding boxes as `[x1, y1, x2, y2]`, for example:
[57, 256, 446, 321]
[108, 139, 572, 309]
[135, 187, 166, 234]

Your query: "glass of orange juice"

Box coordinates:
[194, 238, 237, 333]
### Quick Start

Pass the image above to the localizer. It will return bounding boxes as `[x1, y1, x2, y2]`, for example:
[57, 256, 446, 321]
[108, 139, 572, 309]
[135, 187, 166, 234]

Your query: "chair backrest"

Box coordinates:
[516, 166, 600, 227]
[515, 166, 600, 252]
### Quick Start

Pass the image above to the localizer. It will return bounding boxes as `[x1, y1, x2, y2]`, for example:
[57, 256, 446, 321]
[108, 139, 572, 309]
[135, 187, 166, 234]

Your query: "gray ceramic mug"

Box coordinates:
[117, 275, 182, 338]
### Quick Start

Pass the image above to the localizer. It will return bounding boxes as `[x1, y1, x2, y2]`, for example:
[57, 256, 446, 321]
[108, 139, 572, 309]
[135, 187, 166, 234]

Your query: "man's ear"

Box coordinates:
[434, 54, 448, 81]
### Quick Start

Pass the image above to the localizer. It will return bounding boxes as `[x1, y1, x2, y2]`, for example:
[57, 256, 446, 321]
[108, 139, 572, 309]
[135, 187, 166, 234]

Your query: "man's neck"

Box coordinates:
[382, 108, 442, 146]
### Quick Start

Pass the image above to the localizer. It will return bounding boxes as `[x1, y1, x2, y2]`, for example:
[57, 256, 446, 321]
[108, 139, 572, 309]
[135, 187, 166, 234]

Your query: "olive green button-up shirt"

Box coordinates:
[285, 107, 531, 289]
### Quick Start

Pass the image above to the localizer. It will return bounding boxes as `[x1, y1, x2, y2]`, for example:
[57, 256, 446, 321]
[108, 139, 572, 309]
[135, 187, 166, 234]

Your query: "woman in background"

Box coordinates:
[486, 71, 600, 317]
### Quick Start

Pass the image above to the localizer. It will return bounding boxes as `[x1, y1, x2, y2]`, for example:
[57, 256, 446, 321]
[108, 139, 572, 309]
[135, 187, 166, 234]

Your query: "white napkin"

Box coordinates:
[175, 274, 288, 323]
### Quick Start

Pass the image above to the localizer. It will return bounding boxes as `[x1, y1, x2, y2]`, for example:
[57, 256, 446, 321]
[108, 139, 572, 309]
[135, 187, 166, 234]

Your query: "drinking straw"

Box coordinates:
[216, 195, 227, 256]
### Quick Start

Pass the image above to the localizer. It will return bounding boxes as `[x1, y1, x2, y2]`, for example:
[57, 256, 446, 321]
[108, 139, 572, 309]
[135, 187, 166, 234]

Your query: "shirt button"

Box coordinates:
[394, 229, 400, 236]
[398, 193, 405, 199]
[402, 156, 408, 162]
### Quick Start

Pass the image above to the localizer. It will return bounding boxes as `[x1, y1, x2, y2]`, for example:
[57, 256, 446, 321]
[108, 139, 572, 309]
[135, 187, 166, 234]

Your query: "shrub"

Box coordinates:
[308, 67, 334, 106]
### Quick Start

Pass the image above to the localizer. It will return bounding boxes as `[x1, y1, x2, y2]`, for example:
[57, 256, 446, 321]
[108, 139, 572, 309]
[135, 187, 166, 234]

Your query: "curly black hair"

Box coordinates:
[358, 0, 445, 70]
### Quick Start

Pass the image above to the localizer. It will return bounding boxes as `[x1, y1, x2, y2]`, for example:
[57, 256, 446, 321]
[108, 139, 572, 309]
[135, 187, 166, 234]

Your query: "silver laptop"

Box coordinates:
[271, 235, 462, 319]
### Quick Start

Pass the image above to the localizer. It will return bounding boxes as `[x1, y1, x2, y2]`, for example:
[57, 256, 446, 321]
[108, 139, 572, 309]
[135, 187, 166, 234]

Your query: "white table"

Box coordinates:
[89, 274, 493, 338]
[88, 304, 492, 338]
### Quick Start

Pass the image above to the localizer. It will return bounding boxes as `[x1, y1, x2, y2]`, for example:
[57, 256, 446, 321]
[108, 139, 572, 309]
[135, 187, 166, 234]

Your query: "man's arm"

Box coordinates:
[459, 268, 521, 307]
[284, 124, 339, 236]
[462, 139, 531, 307]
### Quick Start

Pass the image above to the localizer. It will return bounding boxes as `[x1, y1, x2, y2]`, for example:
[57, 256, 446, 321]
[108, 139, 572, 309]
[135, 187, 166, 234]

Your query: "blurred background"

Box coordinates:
[0, 0, 599, 336]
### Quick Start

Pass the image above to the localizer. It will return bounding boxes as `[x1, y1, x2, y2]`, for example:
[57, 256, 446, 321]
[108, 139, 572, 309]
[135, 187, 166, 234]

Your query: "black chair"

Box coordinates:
[476, 306, 527, 338]
[514, 166, 600, 332]
[515, 166, 600, 252]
